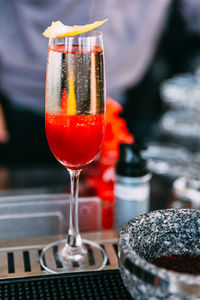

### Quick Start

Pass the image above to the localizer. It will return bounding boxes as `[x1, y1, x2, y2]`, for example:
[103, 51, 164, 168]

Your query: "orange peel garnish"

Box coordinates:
[43, 19, 108, 38]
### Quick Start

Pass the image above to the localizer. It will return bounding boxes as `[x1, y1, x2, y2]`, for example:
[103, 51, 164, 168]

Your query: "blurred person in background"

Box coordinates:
[2, 0, 197, 166]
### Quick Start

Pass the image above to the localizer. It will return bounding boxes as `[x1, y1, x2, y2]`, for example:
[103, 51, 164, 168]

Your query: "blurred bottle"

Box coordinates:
[114, 143, 151, 230]
[169, 152, 200, 209]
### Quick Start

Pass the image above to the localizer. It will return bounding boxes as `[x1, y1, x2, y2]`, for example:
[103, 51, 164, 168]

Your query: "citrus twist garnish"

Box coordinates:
[43, 19, 108, 38]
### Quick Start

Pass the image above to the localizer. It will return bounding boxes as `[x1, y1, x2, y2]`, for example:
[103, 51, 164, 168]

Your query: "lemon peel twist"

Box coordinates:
[43, 19, 108, 38]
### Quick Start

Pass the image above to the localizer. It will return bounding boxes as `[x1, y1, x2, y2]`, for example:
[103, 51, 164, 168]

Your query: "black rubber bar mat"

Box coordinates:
[0, 269, 133, 299]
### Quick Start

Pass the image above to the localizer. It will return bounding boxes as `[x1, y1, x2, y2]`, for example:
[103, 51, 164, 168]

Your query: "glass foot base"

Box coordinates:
[40, 239, 107, 274]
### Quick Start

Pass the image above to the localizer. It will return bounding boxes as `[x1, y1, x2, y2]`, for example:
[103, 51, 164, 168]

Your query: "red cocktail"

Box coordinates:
[46, 113, 105, 168]
[40, 31, 107, 274]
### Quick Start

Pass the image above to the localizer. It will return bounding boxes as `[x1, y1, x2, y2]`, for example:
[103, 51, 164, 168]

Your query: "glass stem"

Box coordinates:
[66, 169, 82, 254]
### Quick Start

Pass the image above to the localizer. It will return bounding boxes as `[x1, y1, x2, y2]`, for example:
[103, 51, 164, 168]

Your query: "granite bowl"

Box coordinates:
[118, 209, 200, 299]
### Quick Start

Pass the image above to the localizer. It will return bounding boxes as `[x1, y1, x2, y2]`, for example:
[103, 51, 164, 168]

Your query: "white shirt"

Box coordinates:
[0, 0, 171, 113]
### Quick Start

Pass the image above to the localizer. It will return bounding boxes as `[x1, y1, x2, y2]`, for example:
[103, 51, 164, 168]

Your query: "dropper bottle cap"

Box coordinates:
[116, 143, 148, 177]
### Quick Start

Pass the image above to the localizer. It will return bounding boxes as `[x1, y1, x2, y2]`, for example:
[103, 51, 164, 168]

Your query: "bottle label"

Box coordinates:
[115, 183, 150, 201]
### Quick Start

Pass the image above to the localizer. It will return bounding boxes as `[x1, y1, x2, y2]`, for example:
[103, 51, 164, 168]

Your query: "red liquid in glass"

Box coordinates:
[45, 113, 105, 168]
[151, 254, 200, 275]
[46, 42, 105, 169]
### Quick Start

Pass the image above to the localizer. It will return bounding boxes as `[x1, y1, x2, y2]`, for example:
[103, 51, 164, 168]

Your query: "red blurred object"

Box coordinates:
[87, 98, 134, 229]
[101, 98, 134, 157]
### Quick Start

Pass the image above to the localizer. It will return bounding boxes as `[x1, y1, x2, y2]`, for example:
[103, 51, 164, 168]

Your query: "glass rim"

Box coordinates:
[49, 30, 103, 43]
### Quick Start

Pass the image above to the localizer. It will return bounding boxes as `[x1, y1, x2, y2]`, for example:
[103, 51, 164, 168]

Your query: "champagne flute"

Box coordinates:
[40, 31, 107, 273]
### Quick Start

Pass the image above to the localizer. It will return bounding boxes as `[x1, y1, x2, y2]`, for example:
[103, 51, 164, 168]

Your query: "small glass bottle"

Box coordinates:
[114, 143, 151, 230]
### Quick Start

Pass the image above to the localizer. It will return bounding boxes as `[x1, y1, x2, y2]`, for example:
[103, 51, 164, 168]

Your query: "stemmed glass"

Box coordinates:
[40, 31, 107, 273]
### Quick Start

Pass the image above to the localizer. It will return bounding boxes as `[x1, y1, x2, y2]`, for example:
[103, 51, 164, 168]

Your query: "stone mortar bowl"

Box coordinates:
[118, 209, 200, 299]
